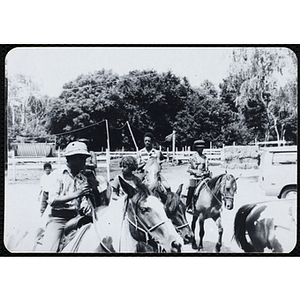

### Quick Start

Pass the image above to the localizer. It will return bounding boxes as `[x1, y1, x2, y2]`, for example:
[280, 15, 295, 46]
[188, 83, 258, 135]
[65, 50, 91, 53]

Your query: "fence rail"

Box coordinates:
[7, 149, 222, 166]
[7, 148, 223, 181]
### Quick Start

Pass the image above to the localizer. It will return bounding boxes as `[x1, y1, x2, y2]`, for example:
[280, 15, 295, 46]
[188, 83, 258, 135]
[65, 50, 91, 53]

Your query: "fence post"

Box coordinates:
[12, 150, 16, 181]
[106, 148, 110, 181]
[166, 147, 169, 162]
[58, 147, 61, 167]
[221, 146, 225, 161]
[172, 130, 175, 163]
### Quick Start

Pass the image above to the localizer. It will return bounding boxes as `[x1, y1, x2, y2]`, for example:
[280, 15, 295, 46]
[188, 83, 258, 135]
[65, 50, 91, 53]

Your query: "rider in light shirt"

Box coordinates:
[186, 140, 211, 213]
[137, 132, 170, 192]
[137, 132, 165, 169]
[36, 141, 93, 252]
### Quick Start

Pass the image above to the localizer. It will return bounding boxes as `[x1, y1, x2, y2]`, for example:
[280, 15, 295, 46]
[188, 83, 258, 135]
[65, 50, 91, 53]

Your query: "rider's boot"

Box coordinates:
[186, 186, 196, 214]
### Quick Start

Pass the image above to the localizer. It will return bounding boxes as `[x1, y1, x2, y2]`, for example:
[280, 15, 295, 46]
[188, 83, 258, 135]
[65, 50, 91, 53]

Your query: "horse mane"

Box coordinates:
[207, 174, 224, 190]
[164, 191, 181, 214]
[131, 181, 151, 207]
[145, 157, 159, 169]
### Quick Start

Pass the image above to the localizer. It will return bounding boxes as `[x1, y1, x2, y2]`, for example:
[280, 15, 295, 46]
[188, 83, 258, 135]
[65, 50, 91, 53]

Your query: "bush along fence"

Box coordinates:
[222, 146, 261, 169]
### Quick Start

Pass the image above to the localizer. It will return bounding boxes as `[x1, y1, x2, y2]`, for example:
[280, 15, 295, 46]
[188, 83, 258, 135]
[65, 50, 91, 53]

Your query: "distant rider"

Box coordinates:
[137, 132, 170, 192]
[186, 140, 211, 213]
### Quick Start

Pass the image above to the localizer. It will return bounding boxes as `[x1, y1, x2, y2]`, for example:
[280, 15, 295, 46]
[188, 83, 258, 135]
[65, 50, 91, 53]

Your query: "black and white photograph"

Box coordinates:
[3, 46, 298, 255]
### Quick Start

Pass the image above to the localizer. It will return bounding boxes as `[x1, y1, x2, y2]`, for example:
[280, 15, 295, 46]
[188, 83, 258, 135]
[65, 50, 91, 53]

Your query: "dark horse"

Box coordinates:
[142, 157, 193, 245]
[153, 184, 194, 245]
[191, 172, 238, 252]
[234, 199, 296, 253]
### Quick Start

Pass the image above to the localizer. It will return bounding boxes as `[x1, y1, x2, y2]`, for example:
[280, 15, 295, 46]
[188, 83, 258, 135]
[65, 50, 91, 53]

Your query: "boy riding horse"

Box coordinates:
[137, 132, 171, 193]
[186, 140, 212, 214]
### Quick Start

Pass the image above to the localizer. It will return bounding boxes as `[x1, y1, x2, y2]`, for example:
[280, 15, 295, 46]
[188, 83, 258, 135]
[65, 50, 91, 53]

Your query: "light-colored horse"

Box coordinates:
[61, 178, 183, 253]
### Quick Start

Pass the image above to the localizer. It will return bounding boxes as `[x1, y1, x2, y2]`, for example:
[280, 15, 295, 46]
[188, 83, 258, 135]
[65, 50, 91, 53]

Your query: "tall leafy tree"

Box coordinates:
[48, 69, 193, 150]
[227, 47, 297, 143]
[173, 81, 239, 148]
[118, 70, 191, 145]
[47, 69, 123, 149]
[7, 74, 51, 142]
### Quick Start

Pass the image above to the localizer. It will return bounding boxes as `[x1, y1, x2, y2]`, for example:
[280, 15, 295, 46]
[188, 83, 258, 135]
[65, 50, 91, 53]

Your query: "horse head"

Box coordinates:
[162, 184, 194, 244]
[119, 177, 183, 253]
[219, 173, 237, 210]
[143, 157, 161, 192]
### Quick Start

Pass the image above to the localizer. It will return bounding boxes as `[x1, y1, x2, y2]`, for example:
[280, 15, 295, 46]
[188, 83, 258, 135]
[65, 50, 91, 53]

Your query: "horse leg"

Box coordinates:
[213, 215, 223, 253]
[191, 216, 198, 249]
[198, 216, 205, 251]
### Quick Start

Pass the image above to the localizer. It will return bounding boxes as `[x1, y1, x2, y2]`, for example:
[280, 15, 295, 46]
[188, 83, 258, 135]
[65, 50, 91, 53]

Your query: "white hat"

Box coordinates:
[64, 141, 91, 157]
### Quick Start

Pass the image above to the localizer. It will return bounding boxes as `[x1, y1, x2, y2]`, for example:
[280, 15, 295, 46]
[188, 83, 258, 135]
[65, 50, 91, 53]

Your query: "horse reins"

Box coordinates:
[173, 202, 189, 231]
[203, 175, 235, 206]
[155, 184, 190, 233]
[126, 198, 167, 244]
[176, 222, 190, 230]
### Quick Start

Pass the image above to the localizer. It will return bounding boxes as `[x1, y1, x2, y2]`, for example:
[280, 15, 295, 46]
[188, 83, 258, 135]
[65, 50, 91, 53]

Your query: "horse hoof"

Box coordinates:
[215, 244, 221, 253]
[192, 241, 198, 250]
[198, 245, 203, 251]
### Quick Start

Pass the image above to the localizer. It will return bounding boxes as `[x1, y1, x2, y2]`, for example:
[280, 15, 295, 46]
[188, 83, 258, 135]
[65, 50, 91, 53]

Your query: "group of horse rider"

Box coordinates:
[36, 132, 211, 252]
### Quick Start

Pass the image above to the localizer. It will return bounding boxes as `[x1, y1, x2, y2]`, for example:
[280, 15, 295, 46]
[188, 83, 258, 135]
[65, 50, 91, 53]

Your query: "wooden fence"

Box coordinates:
[7, 148, 223, 181]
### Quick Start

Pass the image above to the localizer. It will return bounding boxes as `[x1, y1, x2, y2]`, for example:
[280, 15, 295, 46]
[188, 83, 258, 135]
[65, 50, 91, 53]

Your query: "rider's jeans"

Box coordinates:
[189, 178, 201, 187]
[35, 217, 68, 252]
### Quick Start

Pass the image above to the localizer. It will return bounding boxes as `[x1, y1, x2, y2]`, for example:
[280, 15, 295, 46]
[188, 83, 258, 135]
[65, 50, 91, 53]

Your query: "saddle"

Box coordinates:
[64, 214, 92, 236]
[194, 177, 210, 198]
[57, 215, 93, 252]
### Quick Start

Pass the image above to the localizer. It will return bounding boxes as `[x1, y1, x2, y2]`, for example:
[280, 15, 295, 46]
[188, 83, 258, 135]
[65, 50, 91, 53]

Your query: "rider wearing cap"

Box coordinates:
[186, 140, 211, 213]
[36, 141, 93, 252]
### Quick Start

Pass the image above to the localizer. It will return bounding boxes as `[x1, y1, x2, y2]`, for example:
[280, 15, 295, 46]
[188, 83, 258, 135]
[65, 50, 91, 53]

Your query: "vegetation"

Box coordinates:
[6, 48, 297, 151]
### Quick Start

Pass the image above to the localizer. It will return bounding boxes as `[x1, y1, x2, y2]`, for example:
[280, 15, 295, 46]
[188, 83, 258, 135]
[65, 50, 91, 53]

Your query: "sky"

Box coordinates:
[5, 47, 233, 97]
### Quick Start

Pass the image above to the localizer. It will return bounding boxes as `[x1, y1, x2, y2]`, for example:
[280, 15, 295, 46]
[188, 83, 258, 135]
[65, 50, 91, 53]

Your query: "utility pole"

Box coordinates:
[172, 130, 175, 162]
[105, 119, 110, 181]
[126, 121, 139, 152]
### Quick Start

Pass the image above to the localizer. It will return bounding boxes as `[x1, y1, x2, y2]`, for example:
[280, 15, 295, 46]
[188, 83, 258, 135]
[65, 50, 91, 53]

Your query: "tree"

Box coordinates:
[173, 82, 240, 147]
[227, 47, 297, 143]
[118, 70, 192, 145]
[7, 74, 52, 142]
[47, 69, 193, 150]
[47, 69, 122, 149]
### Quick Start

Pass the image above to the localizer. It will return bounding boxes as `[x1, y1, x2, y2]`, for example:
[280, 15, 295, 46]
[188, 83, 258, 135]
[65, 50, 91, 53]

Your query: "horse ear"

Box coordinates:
[176, 184, 183, 196]
[225, 170, 228, 174]
[235, 173, 242, 181]
[119, 176, 137, 198]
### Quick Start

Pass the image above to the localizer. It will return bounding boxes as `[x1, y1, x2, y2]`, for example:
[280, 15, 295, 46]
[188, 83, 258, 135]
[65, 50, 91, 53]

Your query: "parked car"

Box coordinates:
[259, 146, 297, 199]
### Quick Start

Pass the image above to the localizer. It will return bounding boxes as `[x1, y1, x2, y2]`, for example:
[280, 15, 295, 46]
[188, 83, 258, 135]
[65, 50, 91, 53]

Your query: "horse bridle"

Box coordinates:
[176, 222, 190, 230]
[204, 175, 236, 206]
[154, 184, 190, 232]
[173, 201, 190, 231]
[126, 197, 168, 244]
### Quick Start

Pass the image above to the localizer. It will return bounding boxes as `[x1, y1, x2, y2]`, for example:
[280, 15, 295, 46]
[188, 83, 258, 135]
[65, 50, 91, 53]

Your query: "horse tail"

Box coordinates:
[233, 204, 257, 252]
